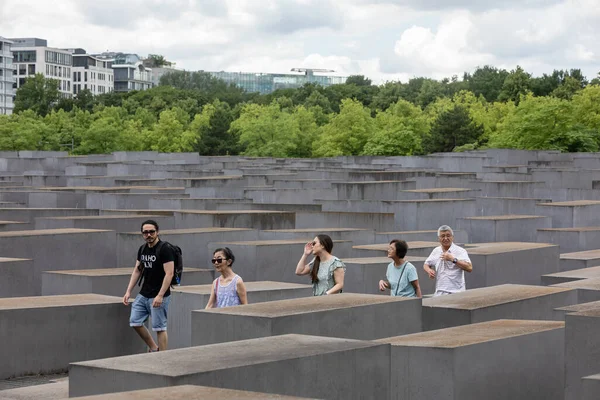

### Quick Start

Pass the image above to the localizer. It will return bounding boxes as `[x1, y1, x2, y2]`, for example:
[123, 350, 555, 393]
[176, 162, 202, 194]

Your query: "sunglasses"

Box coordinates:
[311, 241, 318, 246]
[211, 258, 226, 264]
[142, 230, 156, 235]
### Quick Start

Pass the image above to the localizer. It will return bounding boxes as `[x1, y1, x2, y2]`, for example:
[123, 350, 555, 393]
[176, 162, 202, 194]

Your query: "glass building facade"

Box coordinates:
[208, 71, 347, 94]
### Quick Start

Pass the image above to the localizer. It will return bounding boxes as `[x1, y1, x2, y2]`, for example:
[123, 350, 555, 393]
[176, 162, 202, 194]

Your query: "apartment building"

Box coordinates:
[0, 36, 15, 115]
[71, 49, 114, 96]
[10, 38, 72, 99]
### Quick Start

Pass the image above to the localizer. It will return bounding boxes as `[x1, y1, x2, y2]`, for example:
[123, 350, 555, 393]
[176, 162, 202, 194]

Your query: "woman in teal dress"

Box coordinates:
[295, 234, 345, 296]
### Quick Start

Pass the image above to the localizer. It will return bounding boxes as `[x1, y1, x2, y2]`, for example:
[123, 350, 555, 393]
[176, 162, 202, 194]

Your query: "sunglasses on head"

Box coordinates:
[211, 257, 226, 264]
[142, 230, 156, 235]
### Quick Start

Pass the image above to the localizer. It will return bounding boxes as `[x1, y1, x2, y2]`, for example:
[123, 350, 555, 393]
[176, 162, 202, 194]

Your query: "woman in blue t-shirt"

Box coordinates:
[378, 239, 422, 298]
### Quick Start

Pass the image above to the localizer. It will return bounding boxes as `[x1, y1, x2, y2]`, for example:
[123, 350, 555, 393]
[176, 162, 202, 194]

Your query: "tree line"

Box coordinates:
[3, 65, 600, 155]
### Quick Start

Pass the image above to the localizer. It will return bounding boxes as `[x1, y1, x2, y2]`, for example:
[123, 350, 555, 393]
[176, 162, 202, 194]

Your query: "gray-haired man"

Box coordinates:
[423, 225, 472, 296]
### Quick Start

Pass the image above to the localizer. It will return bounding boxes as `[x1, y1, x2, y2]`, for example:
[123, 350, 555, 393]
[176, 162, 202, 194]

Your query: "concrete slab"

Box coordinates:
[474, 196, 551, 216]
[377, 320, 565, 400]
[582, 374, 600, 400]
[34, 215, 176, 231]
[560, 249, 600, 272]
[41, 267, 214, 297]
[69, 334, 390, 399]
[0, 207, 99, 222]
[542, 266, 600, 285]
[259, 228, 375, 244]
[0, 380, 68, 400]
[206, 239, 352, 284]
[536, 200, 600, 228]
[466, 242, 560, 288]
[0, 257, 34, 298]
[0, 229, 117, 295]
[174, 210, 296, 230]
[553, 300, 600, 320]
[0, 294, 143, 379]
[565, 309, 600, 400]
[73, 385, 316, 399]
[422, 284, 577, 330]
[537, 226, 600, 253]
[351, 241, 439, 258]
[294, 211, 396, 231]
[374, 229, 469, 244]
[456, 215, 551, 242]
[169, 281, 312, 348]
[191, 293, 421, 345]
[117, 228, 258, 268]
[341, 256, 433, 296]
[552, 278, 600, 303]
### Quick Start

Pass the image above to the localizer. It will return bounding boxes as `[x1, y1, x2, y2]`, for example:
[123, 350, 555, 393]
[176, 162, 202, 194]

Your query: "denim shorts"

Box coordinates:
[129, 294, 171, 331]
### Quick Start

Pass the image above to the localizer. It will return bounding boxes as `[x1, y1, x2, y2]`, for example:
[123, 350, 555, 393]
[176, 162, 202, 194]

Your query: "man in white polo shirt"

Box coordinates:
[424, 225, 472, 296]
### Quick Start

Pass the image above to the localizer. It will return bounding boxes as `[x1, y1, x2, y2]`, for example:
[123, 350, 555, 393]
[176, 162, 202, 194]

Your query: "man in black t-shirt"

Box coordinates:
[123, 220, 175, 352]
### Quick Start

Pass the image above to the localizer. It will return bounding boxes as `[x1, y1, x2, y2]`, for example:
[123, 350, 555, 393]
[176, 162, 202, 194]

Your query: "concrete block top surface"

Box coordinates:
[386, 198, 475, 204]
[0, 294, 122, 310]
[210, 239, 350, 246]
[37, 215, 164, 221]
[555, 300, 600, 313]
[46, 267, 210, 276]
[377, 319, 564, 348]
[74, 385, 316, 399]
[567, 308, 600, 318]
[422, 284, 573, 310]
[0, 228, 111, 237]
[353, 241, 439, 250]
[0, 380, 68, 400]
[173, 281, 311, 295]
[0, 257, 31, 262]
[560, 249, 600, 260]
[343, 256, 426, 264]
[538, 200, 600, 207]
[70, 334, 381, 376]
[122, 228, 254, 235]
[402, 188, 474, 193]
[538, 226, 600, 232]
[264, 228, 369, 233]
[467, 242, 557, 255]
[177, 210, 293, 215]
[463, 215, 547, 221]
[552, 278, 600, 290]
[543, 266, 600, 280]
[200, 293, 414, 317]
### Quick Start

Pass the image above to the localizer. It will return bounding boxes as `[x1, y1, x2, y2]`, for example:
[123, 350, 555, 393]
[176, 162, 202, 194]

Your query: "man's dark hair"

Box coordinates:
[140, 219, 159, 232]
[390, 239, 408, 259]
[214, 247, 235, 266]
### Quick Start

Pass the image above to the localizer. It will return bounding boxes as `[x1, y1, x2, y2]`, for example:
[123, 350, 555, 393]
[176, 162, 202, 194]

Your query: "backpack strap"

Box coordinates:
[214, 278, 219, 305]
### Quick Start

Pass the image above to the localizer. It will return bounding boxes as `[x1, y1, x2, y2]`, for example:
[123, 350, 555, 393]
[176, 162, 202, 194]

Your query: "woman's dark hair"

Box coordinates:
[390, 239, 408, 259]
[140, 219, 159, 232]
[310, 234, 334, 283]
[214, 247, 235, 266]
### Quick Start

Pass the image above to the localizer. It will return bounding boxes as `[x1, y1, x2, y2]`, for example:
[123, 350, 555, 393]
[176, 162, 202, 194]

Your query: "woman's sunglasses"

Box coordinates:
[211, 258, 226, 264]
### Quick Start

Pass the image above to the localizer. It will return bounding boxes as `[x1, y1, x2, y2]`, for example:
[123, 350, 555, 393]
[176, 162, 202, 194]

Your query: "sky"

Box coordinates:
[1, 0, 599, 84]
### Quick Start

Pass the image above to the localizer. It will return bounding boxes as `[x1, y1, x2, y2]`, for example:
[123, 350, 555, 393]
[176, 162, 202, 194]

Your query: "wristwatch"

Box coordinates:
[452, 258, 458, 264]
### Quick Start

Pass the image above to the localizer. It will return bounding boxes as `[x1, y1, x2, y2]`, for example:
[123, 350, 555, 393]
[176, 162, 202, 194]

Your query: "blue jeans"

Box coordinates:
[129, 294, 170, 331]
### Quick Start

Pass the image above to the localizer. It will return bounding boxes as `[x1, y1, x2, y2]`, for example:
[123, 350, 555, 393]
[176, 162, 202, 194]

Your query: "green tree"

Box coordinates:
[498, 66, 531, 104]
[77, 107, 127, 154]
[313, 98, 375, 157]
[0, 111, 47, 150]
[231, 102, 299, 157]
[14, 73, 60, 116]
[362, 102, 423, 156]
[194, 100, 241, 155]
[145, 107, 196, 152]
[551, 76, 584, 100]
[424, 105, 484, 153]
[489, 95, 584, 150]
[464, 66, 509, 102]
[572, 85, 600, 133]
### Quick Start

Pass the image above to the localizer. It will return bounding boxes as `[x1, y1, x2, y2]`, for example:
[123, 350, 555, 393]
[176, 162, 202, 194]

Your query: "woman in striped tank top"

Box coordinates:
[205, 247, 248, 308]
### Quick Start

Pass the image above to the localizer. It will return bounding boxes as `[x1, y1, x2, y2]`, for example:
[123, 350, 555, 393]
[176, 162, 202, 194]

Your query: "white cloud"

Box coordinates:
[2, 0, 600, 85]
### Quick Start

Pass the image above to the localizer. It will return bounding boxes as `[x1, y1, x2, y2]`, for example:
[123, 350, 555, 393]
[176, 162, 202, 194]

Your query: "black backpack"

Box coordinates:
[137, 241, 183, 287]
